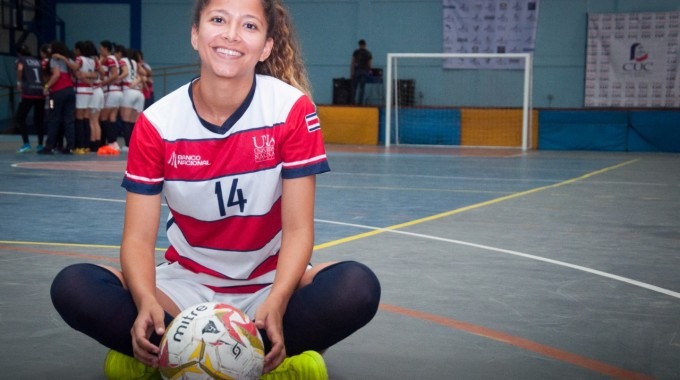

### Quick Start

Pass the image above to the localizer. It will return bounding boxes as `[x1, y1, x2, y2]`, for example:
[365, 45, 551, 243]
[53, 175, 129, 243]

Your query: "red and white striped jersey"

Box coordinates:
[122, 75, 330, 293]
[75, 56, 97, 95]
[120, 57, 141, 90]
[101, 54, 121, 92]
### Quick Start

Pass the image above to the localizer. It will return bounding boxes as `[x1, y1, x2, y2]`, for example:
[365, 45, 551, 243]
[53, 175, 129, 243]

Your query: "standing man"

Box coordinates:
[350, 39, 372, 105]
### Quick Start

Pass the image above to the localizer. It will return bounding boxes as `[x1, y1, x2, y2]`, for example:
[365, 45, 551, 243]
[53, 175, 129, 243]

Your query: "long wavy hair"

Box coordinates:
[192, 0, 312, 98]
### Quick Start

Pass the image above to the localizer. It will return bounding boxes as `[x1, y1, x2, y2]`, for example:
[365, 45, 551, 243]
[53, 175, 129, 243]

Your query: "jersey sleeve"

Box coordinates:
[280, 95, 330, 179]
[121, 113, 166, 194]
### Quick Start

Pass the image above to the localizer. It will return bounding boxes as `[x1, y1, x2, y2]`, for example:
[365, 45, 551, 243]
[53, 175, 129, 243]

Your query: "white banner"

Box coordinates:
[585, 12, 680, 108]
[442, 0, 539, 69]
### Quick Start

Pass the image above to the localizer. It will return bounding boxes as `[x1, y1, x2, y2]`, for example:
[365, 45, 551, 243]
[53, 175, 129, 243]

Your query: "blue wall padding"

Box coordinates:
[379, 108, 461, 145]
[627, 111, 680, 153]
[398, 108, 461, 145]
[539, 111, 628, 151]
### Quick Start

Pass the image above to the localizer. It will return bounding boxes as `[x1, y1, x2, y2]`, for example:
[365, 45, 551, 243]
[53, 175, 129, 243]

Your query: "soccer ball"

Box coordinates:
[158, 302, 265, 380]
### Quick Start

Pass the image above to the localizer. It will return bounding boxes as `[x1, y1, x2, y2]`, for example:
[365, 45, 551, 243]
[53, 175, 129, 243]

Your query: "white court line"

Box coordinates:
[0, 191, 126, 203]
[0, 191, 169, 206]
[6, 161, 677, 299]
[315, 218, 680, 300]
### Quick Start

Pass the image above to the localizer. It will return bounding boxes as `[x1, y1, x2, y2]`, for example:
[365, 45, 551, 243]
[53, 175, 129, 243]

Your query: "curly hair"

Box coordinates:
[191, 0, 312, 98]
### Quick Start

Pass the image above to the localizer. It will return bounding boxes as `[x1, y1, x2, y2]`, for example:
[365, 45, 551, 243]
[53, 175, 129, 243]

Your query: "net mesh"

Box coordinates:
[386, 53, 533, 149]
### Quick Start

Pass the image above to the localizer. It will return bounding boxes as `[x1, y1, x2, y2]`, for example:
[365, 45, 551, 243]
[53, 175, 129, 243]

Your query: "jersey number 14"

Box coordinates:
[214, 179, 247, 216]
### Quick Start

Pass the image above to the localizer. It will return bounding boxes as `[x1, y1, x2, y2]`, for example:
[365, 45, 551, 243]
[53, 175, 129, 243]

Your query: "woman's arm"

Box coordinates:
[256, 175, 317, 372]
[43, 63, 60, 94]
[120, 191, 165, 366]
[15, 62, 23, 91]
[51, 53, 82, 73]
[272, 175, 316, 309]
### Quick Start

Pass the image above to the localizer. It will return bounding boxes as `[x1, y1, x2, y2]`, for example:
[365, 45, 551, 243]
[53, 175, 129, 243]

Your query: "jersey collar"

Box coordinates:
[188, 75, 257, 135]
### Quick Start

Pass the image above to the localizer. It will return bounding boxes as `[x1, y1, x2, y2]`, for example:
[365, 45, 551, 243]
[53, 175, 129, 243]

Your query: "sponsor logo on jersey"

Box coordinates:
[168, 152, 211, 168]
[253, 135, 275, 162]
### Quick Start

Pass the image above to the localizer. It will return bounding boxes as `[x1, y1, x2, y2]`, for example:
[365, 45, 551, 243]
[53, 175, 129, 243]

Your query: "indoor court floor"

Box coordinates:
[0, 135, 679, 379]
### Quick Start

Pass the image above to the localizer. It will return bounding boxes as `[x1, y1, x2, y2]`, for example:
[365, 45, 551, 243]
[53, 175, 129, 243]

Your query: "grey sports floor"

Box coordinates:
[1, 135, 678, 379]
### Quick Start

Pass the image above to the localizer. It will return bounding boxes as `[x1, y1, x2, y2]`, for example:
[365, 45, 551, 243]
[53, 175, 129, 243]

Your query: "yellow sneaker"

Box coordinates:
[104, 350, 161, 380]
[261, 351, 328, 380]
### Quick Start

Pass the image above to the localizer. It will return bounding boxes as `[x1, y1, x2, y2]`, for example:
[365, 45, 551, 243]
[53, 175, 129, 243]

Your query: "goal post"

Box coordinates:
[384, 53, 533, 151]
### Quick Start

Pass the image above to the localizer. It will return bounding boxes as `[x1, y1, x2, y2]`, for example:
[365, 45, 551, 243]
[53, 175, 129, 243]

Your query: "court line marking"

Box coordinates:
[0, 157, 660, 378]
[380, 303, 654, 380]
[0, 191, 170, 206]
[313, 158, 680, 299]
[0, 191, 126, 203]
[315, 218, 680, 300]
[0, 240, 656, 379]
[6, 160, 670, 299]
[0, 240, 166, 252]
[314, 159, 639, 249]
[0, 244, 120, 263]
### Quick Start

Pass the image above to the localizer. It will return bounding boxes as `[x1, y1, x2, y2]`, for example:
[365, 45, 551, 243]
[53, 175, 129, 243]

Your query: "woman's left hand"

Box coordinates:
[254, 298, 286, 373]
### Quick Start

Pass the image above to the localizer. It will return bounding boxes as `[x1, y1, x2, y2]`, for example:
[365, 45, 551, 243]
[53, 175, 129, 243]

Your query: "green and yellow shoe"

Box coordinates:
[261, 351, 328, 380]
[104, 350, 161, 380]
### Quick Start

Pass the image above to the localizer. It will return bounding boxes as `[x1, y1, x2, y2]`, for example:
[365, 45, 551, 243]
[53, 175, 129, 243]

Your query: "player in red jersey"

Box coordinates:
[52, 41, 100, 154]
[51, 1, 381, 379]
[118, 47, 146, 150]
[97, 40, 123, 154]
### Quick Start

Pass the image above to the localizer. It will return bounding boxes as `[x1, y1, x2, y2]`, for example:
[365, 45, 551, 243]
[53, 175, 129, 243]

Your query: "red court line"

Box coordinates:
[0, 244, 118, 263]
[380, 303, 654, 380]
[0, 243, 653, 379]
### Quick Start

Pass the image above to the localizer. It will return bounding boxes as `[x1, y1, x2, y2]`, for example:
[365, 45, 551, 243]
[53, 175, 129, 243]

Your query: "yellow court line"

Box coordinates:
[314, 159, 639, 250]
[1, 159, 638, 253]
[0, 240, 165, 252]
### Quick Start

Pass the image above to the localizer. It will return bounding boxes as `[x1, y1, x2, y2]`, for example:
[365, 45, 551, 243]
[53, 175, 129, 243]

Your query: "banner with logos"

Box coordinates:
[585, 12, 680, 108]
[442, 0, 539, 69]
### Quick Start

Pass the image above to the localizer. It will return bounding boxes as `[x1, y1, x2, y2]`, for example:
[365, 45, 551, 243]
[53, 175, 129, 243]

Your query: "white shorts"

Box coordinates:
[89, 87, 104, 111]
[104, 90, 123, 109]
[122, 88, 145, 112]
[76, 90, 93, 109]
[155, 262, 273, 320]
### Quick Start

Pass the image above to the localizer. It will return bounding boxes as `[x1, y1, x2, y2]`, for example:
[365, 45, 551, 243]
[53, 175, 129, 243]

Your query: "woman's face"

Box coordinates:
[191, 0, 273, 82]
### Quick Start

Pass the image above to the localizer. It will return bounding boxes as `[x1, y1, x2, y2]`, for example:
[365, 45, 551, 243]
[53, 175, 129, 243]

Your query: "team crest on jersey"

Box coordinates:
[253, 135, 275, 162]
[168, 152, 211, 168]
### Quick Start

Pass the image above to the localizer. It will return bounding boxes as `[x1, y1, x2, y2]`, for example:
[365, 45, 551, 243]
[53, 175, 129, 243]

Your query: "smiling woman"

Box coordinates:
[48, 0, 381, 379]
[190, 0, 274, 116]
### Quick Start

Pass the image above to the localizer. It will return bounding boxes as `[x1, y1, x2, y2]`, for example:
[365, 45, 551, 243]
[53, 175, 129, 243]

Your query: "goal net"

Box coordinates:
[384, 53, 534, 150]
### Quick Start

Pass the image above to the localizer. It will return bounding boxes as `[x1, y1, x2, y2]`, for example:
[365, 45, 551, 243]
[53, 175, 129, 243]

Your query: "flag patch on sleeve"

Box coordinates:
[305, 112, 321, 132]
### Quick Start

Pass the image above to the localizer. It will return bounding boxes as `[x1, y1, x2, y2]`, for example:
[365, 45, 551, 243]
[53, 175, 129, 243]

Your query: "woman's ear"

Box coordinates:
[259, 37, 274, 62]
[191, 26, 199, 51]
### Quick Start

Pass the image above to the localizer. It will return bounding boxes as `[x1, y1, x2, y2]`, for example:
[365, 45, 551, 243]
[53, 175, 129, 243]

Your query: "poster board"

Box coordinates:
[442, 0, 539, 69]
[585, 12, 680, 108]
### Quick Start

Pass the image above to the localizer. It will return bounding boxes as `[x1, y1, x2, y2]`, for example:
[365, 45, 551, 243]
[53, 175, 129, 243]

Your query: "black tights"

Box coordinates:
[50, 261, 380, 357]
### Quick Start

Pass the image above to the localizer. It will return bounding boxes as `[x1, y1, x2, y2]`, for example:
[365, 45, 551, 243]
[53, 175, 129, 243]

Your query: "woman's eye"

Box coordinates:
[210, 16, 224, 23]
[244, 22, 257, 30]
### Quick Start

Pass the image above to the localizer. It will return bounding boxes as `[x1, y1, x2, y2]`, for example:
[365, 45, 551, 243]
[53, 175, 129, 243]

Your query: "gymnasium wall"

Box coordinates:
[320, 106, 679, 152]
[539, 110, 680, 152]
[1, 0, 678, 151]
[4, 0, 679, 104]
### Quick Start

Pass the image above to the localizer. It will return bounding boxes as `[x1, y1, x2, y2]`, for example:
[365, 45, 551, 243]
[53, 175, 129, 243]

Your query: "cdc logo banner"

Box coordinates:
[584, 12, 680, 108]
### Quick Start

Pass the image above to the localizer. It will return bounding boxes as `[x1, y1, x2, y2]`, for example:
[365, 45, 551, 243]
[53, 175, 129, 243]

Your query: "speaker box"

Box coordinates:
[395, 79, 415, 106]
[332, 78, 352, 105]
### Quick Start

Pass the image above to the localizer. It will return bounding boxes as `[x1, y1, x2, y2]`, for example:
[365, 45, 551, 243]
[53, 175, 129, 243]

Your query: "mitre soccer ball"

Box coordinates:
[158, 302, 265, 380]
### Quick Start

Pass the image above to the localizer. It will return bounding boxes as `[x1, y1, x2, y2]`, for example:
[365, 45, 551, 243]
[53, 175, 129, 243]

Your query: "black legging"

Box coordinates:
[14, 97, 45, 145]
[50, 261, 381, 357]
